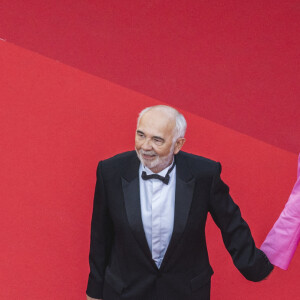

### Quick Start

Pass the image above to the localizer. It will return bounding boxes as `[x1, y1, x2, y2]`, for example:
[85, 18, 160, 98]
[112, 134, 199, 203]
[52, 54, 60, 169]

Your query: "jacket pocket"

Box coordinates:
[190, 266, 214, 292]
[104, 267, 125, 294]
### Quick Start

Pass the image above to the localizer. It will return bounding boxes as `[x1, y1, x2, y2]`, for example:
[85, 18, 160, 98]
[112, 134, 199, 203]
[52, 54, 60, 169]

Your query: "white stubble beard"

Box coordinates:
[135, 143, 175, 173]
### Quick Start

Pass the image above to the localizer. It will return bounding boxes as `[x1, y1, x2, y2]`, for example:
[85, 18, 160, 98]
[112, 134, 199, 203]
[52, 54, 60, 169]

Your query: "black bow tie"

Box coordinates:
[141, 161, 175, 185]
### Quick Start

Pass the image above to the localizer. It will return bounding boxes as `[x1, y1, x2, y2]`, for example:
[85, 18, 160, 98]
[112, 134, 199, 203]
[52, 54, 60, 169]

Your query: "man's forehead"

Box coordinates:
[140, 109, 175, 125]
[137, 110, 175, 136]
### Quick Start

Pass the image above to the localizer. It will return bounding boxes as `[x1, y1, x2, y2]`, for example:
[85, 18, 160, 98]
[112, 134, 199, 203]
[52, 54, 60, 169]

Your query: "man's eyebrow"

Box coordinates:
[137, 130, 165, 142]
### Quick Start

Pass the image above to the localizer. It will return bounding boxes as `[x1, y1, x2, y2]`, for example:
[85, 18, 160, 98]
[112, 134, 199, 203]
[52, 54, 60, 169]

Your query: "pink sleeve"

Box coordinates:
[260, 154, 300, 270]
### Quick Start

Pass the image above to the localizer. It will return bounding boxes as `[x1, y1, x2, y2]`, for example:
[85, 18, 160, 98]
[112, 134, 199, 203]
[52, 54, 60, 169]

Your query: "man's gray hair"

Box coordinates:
[137, 105, 187, 141]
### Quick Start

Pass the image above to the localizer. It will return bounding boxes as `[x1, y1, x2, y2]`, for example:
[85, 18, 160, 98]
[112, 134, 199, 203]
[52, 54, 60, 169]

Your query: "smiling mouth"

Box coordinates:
[142, 153, 157, 160]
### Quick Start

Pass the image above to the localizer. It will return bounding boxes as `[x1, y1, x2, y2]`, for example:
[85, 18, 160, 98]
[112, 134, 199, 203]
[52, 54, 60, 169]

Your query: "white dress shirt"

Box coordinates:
[139, 161, 176, 268]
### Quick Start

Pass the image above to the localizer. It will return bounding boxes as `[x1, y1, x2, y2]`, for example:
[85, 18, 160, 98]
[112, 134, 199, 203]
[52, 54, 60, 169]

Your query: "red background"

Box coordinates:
[0, 1, 299, 299]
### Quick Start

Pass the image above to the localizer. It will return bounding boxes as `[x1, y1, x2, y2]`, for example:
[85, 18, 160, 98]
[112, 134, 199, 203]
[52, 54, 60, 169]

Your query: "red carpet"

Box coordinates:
[1, 1, 300, 298]
[1, 40, 299, 299]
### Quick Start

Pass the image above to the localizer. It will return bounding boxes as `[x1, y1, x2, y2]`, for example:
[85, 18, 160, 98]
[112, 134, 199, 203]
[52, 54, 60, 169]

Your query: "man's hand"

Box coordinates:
[86, 295, 102, 300]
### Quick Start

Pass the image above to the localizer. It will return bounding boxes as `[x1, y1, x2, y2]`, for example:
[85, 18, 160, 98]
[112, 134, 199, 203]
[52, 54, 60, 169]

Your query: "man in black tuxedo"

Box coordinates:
[86, 105, 273, 300]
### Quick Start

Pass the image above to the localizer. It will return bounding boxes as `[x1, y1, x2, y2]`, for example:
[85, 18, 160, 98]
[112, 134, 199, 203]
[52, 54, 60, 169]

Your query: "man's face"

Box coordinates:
[135, 109, 180, 173]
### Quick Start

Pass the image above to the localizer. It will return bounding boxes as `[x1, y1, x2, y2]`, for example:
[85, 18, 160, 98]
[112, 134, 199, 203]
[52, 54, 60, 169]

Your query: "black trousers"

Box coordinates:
[103, 280, 211, 300]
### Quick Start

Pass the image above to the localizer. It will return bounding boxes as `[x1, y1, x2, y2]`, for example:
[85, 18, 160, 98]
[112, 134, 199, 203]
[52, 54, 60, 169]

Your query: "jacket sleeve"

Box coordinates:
[209, 162, 273, 281]
[86, 161, 113, 298]
[260, 154, 300, 270]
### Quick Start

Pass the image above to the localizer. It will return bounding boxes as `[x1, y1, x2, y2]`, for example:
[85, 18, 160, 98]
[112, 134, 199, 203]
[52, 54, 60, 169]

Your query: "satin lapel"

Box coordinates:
[121, 154, 156, 267]
[160, 152, 195, 270]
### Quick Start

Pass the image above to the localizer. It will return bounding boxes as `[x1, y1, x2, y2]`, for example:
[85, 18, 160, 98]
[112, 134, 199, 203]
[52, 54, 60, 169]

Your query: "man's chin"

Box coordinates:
[142, 158, 159, 170]
[137, 154, 158, 170]
[136, 149, 173, 172]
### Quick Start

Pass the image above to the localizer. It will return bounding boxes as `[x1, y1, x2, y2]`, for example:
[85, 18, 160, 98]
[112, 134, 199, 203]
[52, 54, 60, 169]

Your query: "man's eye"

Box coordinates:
[154, 139, 163, 145]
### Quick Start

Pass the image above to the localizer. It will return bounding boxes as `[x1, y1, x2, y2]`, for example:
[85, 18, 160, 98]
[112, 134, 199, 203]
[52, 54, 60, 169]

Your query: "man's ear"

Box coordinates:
[174, 138, 186, 155]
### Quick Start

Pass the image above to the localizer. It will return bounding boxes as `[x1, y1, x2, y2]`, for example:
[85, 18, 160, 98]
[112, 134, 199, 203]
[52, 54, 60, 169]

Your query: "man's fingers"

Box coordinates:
[86, 295, 102, 300]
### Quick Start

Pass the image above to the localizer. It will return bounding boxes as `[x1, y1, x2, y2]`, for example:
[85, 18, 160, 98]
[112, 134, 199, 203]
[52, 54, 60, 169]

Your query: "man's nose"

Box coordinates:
[141, 138, 152, 150]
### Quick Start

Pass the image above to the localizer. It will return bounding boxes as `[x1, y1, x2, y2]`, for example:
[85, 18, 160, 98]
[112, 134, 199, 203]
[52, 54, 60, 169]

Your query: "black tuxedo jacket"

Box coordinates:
[86, 151, 273, 300]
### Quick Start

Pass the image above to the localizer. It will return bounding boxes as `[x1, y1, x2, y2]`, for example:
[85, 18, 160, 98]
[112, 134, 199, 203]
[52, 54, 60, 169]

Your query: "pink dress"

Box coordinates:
[260, 154, 300, 270]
